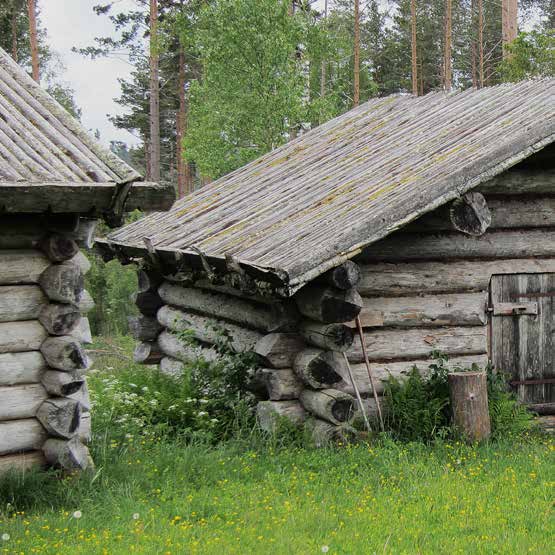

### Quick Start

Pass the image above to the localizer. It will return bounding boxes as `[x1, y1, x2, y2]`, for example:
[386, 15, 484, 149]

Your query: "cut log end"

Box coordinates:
[42, 437, 91, 471]
[39, 304, 81, 335]
[39, 234, 79, 262]
[450, 193, 491, 237]
[134, 341, 162, 365]
[36, 398, 81, 439]
[294, 348, 345, 389]
[40, 336, 89, 372]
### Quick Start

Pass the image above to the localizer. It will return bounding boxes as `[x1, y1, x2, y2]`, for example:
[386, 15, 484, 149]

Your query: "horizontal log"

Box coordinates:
[0, 418, 47, 455]
[42, 437, 91, 471]
[300, 389, 356, 425]
[336, 354, 489, 396]
[295, 286, 363, 323]
[0, 250, 50, 285]
[128, 315, 163, 341]
[36, 398, 81, 439]
[77, 290, 95, 313]
[0, 451, 45, 476]
[160, 356, 185, 377]
[158, 282, 298, 333]
[157, 330, 219, 364]
[409, 196, 555, 232]
[315, 261, 361, 290]
[41, 370, 85, 397]
[39, 303, 81, 335]
[70, 251, 92, 275]
[305, 418, 358, 447]
[527, 402, 555, 415]
[69, 317, 93, 344]
[39, 261, 84, 304]
[254, 333, 305, 369]
[299, 321, 354, 352]
[67, 381, 91, 411]
[294, 348, 346, 389]
[347, 326, 488, 363]
[256, 400, 307, 432]
[359, 229, 555, 263]
[158, 305, 262, 352]
[354, 292, 488, 328]
[0, 384, 48, 420]
[0, 321, 47, 354]
[479, 167, 555, 194]
[38, 234, 79, 262]
[133, 341, 163, 365]
[0, 285, 47, 322]
[0, 217, 44, 249]
[70, 218, 97, 250]
[0, 181, 175, 214]
[40, 336, 90, 371]
[0, 351, 46, 386]
[134, 290, 164, 317]
[357, 258, 555, 296]
[255, 368, 303, 401]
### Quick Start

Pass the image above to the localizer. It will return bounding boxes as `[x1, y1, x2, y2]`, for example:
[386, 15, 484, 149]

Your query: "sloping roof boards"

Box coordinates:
[104, 79, 555, 293]
[0, 47, 174, 219]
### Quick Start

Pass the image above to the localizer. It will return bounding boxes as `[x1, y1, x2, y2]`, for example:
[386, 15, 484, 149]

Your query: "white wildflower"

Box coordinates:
[1, 534, 10, 541]
[142, 386, 149, 392]
[132, 513, 140, 520]
[72, 510, 82, 519]
[197, 411, 208, 417]
[199, 399, 209, 404]
[210, 418, 219, 423]
[321, 547, 329, 553]
[129, 383, 137, 388]
[149, 399, 158, 406]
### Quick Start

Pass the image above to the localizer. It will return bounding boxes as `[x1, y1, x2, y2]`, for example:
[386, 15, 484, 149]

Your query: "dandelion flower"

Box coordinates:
[132, 513, 140, 520]
[72, 511, 82, 519]
[1, 534, 10, 541]
[321, 546, 329, 553]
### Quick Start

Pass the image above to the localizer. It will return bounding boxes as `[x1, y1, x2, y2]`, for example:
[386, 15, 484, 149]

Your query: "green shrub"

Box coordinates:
[383, 353, 536, 443]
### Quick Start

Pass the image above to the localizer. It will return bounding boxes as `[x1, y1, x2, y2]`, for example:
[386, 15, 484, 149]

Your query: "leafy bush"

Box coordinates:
[383, 353, 535, 443]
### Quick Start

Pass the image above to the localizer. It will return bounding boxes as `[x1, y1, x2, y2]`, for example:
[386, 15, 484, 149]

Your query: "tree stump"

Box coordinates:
[448, 371, 491, 442]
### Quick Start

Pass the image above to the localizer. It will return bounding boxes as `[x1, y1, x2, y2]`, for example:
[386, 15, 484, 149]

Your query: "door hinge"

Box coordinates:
[490, 302, 538, 316]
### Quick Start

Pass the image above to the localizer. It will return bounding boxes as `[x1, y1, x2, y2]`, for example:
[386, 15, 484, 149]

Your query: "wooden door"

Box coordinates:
[490, 273, 555, 414]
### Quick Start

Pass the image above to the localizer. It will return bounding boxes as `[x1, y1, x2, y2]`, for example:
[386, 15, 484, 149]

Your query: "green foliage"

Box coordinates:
[499, 30, 555, 82]
[383, 354, 535, 442]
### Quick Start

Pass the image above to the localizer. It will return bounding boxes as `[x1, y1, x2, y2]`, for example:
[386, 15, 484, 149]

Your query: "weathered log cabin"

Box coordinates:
[99, 79, 555, 437]
[0, 47, 174, 474]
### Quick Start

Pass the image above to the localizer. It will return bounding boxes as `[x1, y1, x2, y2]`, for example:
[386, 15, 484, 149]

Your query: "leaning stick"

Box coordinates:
[356, 316, 385, 431]
[342, 352, 371, 433]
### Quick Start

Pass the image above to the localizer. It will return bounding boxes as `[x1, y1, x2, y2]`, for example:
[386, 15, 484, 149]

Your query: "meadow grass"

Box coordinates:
[0, 339, 552, 554]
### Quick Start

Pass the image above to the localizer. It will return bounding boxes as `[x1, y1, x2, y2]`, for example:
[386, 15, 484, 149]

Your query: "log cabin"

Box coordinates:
[0, 47, 175, 474]
[99, 79, 555, 437]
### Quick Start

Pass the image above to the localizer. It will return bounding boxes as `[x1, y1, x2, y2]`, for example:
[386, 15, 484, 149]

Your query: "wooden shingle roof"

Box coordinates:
[0, 48, 174, 219]
[105, 79, 555, 293]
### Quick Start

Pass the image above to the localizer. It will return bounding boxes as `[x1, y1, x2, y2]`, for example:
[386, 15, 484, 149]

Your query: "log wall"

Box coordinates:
[0, 215, 95, 476]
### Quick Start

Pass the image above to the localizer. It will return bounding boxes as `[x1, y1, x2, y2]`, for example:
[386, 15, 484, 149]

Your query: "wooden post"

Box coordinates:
[448, 371, 491, 442]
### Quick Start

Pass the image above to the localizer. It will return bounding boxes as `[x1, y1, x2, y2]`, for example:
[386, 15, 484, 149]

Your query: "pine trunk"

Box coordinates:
[27, 0, 39, 82]
[149, 0, 161, 182]
[411, 0, 418, 95]
[444, 0, 452, 91]
[353, 0, 360, 107]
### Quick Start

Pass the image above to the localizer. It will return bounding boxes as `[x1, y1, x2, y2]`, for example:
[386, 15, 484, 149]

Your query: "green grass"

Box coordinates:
[0, 338, 553, 554]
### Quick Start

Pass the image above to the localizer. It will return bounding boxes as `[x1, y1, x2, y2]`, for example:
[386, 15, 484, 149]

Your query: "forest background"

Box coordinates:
[0, 0, 553, 336]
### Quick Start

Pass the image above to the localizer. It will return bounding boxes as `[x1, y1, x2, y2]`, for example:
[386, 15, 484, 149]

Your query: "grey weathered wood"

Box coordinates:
[160, 356, 186, 377]
[69, 251, 92, 275]
[336, 354, 489, 396]
[449, 192, 491, 236]
[39, 261, 83, 304]
[0, 384, 48, 420]
[69, 317, 93, 344]
[77, 290, 95, 313]
[359, 229, 555, 263]
[36, 398, 81, 439]
[134, 290, 164, 317]
[0, 418, 47, 455]
[0, 285, 47, 322]
[40, 336, 89, 372]
[256, 400, 307, 432]
[315, 261, 361, 290]
[42, 437, 91, 471]
[157, 330, 219, 364]
[254, 333, 305, 369]
[158, 305, 262, 352]
[491, 273, 555, 405]
[479, 168, 555, 194]
[158, 282, 298, 333]
[138, 268, 163, 293]
[355, 292, 488, 328]
[39, 303, 81, 335]
[0, 181, 175, 213]
[79, 412, 92, 443]
[305, 418, 357, 447]
[67, 381, 91, 411]
[357, 258, 555, 296]
[299, 321, 354, 352]
[347, 326, 488, 363]
[0, 351, 46, 386]
[293, 348, 346, 389]
[300, 388, 356, 425]
[0, 451, 45, 475]
[128, 315, 162, 341]
[255, 368, 303, 401]
[0, 250, 50, 285]
[0, 321, 47, 354]
[133, 341, 162, 365]
[38, 234, 79, 262]
[70, 218, 98, 249]
[448, 371, 491, 442]
[41, 370, 84, 397]
[295, 286, 363, 323]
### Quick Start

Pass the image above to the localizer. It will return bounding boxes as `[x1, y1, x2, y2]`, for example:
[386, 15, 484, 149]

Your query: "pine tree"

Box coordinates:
[27, 0, 39, 81]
